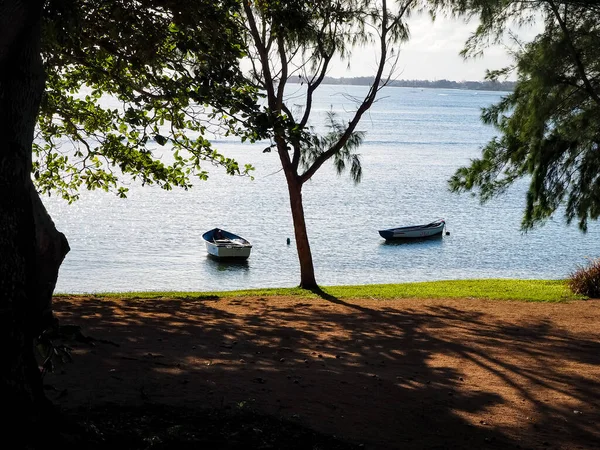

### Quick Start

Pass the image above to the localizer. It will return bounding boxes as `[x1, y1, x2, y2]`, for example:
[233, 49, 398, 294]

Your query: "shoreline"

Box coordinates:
[52, 278, 581, 302]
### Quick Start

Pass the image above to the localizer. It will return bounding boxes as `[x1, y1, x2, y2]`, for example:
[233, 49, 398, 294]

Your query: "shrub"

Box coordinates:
[568, 258, 600, 298]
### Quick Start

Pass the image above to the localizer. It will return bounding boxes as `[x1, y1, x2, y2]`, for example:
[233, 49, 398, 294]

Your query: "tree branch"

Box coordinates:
[547, 0, 600, 106]
[243, 2, 277, 106]
[299, 0, 403, 184]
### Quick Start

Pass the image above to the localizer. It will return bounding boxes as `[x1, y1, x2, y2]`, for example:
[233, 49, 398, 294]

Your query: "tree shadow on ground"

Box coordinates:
[46, 293, 600, 450]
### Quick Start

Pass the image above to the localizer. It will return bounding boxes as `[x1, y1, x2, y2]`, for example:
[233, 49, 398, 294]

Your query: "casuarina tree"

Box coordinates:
[238, 0, 417, 288]
[449, 0, 600, 231]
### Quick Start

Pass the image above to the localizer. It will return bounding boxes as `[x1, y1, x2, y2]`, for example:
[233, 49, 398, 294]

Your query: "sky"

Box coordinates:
[326, 13, 543, 82]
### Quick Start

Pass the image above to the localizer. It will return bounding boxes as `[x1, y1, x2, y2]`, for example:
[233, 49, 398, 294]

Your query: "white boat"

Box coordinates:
[202, 228, 252, 260]
[378, 219, 446, 240]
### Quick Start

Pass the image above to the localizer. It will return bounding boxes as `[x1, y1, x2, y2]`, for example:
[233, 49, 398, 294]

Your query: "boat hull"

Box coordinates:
[379, 220, 445, 240]
[205, 241, 252, 259]
[202, 228, 252, 260]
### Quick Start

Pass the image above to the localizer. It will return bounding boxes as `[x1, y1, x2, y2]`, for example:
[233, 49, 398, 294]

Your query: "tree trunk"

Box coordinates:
[30, 183, 70, 335]
[284, 174, 318, 289]
[0, 0, 52, 441]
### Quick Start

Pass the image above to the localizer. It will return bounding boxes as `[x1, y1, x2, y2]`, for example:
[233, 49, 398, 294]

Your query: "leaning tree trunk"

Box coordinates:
[284, 172, 318, 289]
[0, 0, 53, 442]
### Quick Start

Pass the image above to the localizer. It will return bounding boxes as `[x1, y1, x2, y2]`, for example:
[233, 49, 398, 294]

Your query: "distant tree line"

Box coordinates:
[320, 76, 516, 91]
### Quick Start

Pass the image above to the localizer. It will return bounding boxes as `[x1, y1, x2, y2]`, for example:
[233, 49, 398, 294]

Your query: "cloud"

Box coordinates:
[328, 13, 543, 81]
[239, 12, 544, 82]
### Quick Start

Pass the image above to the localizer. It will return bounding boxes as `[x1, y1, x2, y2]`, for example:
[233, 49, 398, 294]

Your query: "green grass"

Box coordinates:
[322, 279, 581, 302]
[55, 279, 585, 303]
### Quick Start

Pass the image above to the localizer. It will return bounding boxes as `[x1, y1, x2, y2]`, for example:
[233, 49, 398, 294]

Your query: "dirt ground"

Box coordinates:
[47, 294, 600, 450]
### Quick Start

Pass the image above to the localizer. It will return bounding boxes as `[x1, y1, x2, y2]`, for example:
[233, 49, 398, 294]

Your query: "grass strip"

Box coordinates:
[55, 279, 584, 302]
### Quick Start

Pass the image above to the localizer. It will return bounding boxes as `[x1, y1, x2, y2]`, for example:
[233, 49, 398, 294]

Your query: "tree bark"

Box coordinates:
[0, 0, 53, 441]
[284, 173, 318, 289]
[30, 183, 70, 335]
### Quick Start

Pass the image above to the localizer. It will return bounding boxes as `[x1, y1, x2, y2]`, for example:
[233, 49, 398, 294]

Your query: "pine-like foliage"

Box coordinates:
[449, 0, 600, 231]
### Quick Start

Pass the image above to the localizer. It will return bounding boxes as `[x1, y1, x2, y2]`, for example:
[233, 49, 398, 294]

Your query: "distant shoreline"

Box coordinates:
[319, 76, 515, 92]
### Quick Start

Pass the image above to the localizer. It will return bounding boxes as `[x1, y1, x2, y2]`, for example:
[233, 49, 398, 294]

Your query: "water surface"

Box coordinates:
[45, 85, 599, 292]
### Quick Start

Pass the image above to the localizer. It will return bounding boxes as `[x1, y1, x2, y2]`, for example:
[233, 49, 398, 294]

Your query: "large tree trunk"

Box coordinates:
[284, 173, 318, 289]
[0, 0, 53, 442]
[30, 183, 70, 335]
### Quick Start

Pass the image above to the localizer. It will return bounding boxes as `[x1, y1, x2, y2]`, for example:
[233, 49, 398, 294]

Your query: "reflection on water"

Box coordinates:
[380, 234, 444, 246]
[205, 255, 250, 272]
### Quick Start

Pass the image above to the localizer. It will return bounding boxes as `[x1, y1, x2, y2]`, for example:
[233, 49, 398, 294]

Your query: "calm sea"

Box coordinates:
[45, 84, 599, 293]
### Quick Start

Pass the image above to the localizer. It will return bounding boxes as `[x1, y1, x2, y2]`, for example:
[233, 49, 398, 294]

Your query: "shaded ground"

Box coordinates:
[46, 295, 600, 449]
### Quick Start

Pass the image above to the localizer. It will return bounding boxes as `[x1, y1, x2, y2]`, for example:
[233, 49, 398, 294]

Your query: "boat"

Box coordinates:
[378, 219, 446, 240]
[202, 228, 252, 260]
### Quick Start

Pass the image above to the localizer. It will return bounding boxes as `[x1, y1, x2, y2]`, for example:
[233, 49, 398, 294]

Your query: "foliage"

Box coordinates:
[568, 258, 600, 298]
[301, 112, 365, 183]
[39, 0, 259, 201]
[448, 0, 600, 231]
[77, 278, 580, 302]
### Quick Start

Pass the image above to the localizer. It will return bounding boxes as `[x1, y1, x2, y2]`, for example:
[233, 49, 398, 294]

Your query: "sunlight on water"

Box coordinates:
[44, 85, 599, 293]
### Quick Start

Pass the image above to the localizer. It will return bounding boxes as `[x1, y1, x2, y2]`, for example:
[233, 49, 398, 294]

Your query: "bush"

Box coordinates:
[568, 258, 600, 298]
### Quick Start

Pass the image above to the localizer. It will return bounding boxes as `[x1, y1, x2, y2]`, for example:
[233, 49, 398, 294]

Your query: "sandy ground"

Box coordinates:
[47, 294, 600, 450]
